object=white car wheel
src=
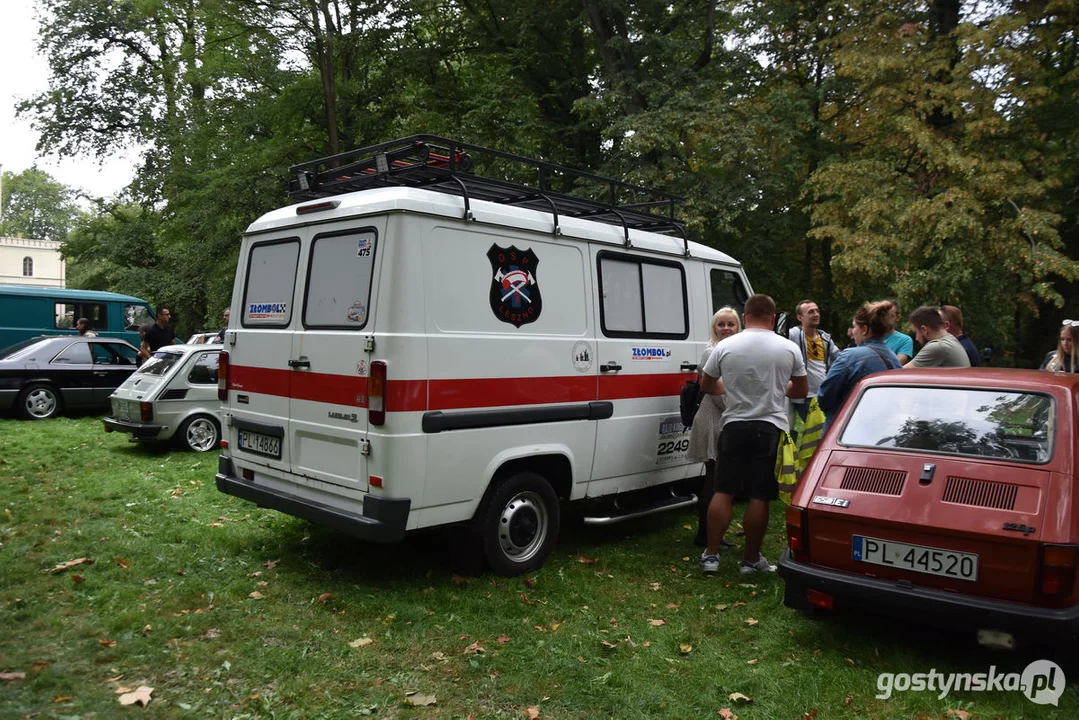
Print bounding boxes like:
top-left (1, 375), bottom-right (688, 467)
top-left (179, 414), bottom-right (220, 452)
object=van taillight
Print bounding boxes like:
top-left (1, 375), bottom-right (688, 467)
top-left (140, 402), bottom-right (153, 422)
top-left (368, 361), bottom-right (386, 426)
top-left (1039, 544), bottom-right (1078, 597)
top-left (786, 505), bottom-right (808, 560)
top-left (218, 351), bottom-right (230, 401)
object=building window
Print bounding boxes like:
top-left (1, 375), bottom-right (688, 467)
top-left (23, 257), bottom-right (34, 276)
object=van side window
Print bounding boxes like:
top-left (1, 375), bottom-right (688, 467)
top-left (125, 304), bottom-right (154, 331)
top-left (598, 253), bottom-right (688, 339)
top-left (242, 239), bottom-right (300, 327)
top-left (54, 302), bottom-right (107, 330)
top-left (303, 230), bottom-right (377, 329)
top-left (710, 269), bottom-right (749, 313)
top-left (188, 352), bottom-right (220, 384)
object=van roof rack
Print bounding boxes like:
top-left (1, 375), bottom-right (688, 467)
top-left (288, 134), bottom-right (686, 242)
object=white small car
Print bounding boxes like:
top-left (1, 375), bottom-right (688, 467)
top-left (104, 343), bottom-right (223, 452)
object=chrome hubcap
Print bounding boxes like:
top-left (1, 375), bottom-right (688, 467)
top-left (497, 491), bottom-right (548, 563)
top-left (187, 418), bottom-right (217, 452)
top-left (25, 389), bottom-right (57, 418)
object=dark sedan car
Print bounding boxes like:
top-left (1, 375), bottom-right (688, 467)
top-left (0, 336), bottom-right (140, 420)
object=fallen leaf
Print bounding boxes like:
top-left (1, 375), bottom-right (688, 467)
top-left (715, 603), bottom-right (730, 611)
top-left (71, 575), bottom-right (85, 584)
top-left (747, 658), bottom-right (758, 665)
top-left (549, 623), bottom-right (559, 632)
top-left (203, 628), bottom-right (221, 639)
top-left (248, 591), bottom-right (264, 599)
top-left (649, 582), bottom-right (661, 591)
top-left (209, 523), bottom-right (223, 528)
top-left (451, 574), bottom-right (470, 585)
top-left (118, 685), bottom-right (153, 707)
top-left (403, 692), bottom-right (436, 707)
top-left (600, 640), bottom-right (616, 649)
top-left (578, 556), bottom-right (598, 564)
top-left (0, 672), bottom-right (25, 681)
top-left (116, 558), bottom-right (130, 570)
top-left (349, 638), bottom-right (374, 648)
top-left (524, 577), bottom-right (536, 588)
top-left (728, 692), bottom-right (752, 703)
top-left (526, 707), bottom-right (541, 719)
top-left (945, 711), bottom-right (971, 720)
top-left (316, 593), bottom-right (334, 605)
top-left (737, 583), bottom-right (756, 588)
top-left (256, 580), bottom-right (268, 587)
top-left (732, 601), bottom-right (746, 608)
top-left (32, 661), bottom-right (50, 672)
top-left (520, 593), bottom-right (535, 605)
top-left (54, 695), bottom-right (73, 703)
top-left (642, 641), bottom-right (651, 647)
top-left (51, 558), bottom-right (94, 574)
top-left (463, 641), bottom-right (485, 654)
top-left (497, 635), bottom-right (511, 645)
top-left (141, 624), bottom-right (151, 634)
top-left (649, 619), bottom-right (666, 626)
top-left (263, 559), bottom-right (279, 569)
top-left (432, 651), bottom-right (447, 662)
top-left (679, 643), bottom-right (693, 654)
top-left (718, 709), bottom-right (737, 720)
top-left (666, 603), bottom-right (679, 609)
top-left (745, 618), bottom-right (759, 627)
top-left (845, 657), bottom-right (855, 666)
top-left (844, 695), bottom-right (853, 705)
top-left (99, 638), bottom-right (117, 647)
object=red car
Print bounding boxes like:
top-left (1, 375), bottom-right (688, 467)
top-left (779, 368), bottom-right (1079, 649)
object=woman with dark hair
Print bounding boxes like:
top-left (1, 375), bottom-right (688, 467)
top-left (1041, 321), bottom-right (1079, 372)
top-left (817, 301), bottom-right (903, 431)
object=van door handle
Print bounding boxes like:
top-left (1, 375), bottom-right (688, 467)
top-left (599, 362), bottom-right (622, 373)
top-left (680, 362), bottom-right (697, 372)
top-left (288, 359), bottom-right (311, 369)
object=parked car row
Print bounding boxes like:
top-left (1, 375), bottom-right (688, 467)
top-left (0, 335), bottom-right (223, 453)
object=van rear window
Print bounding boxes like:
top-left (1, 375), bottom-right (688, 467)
top-left (242, 239), bottom-right (300, 327)
top-left (840, 386), bottom-right (1053, 463)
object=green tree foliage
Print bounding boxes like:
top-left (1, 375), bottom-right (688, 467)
top-left (19, 0), bottom-right (1079, 361)
top-left (0, 168), bottom-right (82, 243)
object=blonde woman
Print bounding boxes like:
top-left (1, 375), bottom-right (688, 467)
top-left (1042, 321), bottom-right (1079, 372)
top-left (688, 307), bottom-right (741, 548)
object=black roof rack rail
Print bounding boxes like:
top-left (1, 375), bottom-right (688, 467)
top-left (287, 135), bottom-right (686, 238)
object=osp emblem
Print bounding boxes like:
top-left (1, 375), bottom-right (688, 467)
top-left (487, 243), bottom-right (542, 328)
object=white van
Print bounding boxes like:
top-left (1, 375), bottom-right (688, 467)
top-left (215, 136), bottom-right (753, 575)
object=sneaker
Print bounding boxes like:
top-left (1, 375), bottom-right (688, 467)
top-left (700, 553), bottom-right (720, 573)
top-left (739, 555), bottom-right (777, 575)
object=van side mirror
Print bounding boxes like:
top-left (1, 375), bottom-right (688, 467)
top-left (774, 312), bottom-right (789, 337)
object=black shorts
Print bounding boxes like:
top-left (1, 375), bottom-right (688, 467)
top-left (714, 421), bottom-right (781, 501)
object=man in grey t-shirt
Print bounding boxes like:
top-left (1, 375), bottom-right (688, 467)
top-left (699, 294), bottom-right (808, 575)
top-left (904, 306), bottom-right (971, 368)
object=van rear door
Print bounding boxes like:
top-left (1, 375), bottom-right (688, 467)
top-left (285, 224), bottom-right (382, 495)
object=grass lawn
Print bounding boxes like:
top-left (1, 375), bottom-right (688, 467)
top-left (1, 414), bottom-right (1076, 718)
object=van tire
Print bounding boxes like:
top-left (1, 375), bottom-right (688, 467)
top-left (177, 414), bottom-right (220, 452)
top-left (479, 471), bottom-right (560, 577)
top-left (18, 384), bottom-right (62, 420)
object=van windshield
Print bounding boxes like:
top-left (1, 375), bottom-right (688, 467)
top-left (139, 351), bottom-right (184, 376)
top-left (840, 386), bottom-right (1053, 463)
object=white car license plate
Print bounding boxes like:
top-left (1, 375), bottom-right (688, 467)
top-left (852, 535), bottom-right (978, 581)
top-left (238, 430), bottom-right (281, 459)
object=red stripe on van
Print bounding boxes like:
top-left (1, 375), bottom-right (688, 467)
top-left (230, 366), bottom-right (685, 411)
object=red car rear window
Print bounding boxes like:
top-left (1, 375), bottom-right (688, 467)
top-left (839, 386), bottom-right (1052, 464)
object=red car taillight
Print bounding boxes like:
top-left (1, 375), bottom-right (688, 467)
top-left (1039, 544), bottom-right (1078, 598)
top-left (218, 351), bottom-right (230, 401)
top-left (786, 505), bottom-right (808, 560)
top-left (140, 402), bottom-right (153, 422)
top-left (368, 360), bottom-right (386, 426)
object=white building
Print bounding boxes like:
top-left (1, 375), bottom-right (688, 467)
top-left (0, 236), bottom-right (65, 287)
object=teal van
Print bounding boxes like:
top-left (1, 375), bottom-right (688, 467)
top-left (0, 285), bottom-right (155, 351)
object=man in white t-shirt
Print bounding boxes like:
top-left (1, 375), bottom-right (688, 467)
top-left (700, 294), bottom-right (808, 575)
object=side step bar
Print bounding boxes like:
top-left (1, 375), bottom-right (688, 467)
top-left (583, 488), bottom-right (697, 526)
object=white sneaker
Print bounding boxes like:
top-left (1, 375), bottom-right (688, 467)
top-left (700, 553), bottom-right (720, 573)
top-left (739, 555), bottom-right (776, 574)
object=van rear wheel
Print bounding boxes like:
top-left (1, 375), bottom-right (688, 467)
top-left (480, 472), bottom-right (559, 576)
